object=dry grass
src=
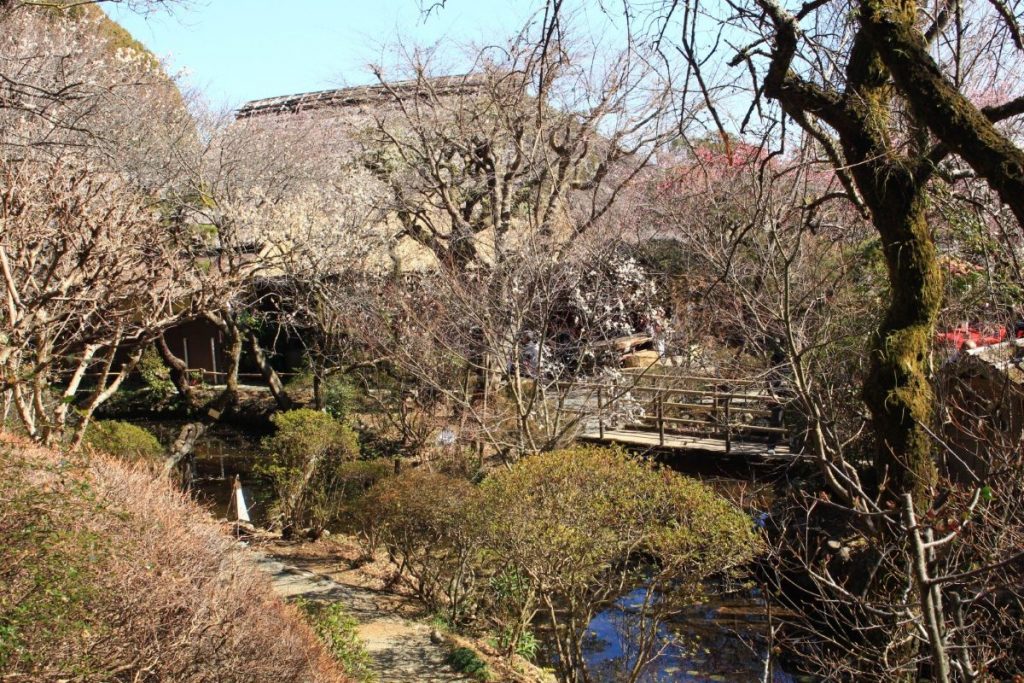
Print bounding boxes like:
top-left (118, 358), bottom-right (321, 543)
top-left (0, 435), bottom-right (348, 682)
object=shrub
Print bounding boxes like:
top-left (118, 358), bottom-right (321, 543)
top-left (321, 374), bottom-right (360, 421)
top-left (334, 459), bottom-right (393, 496)
top-left (358, 469), bottom-right (483, 623)
top-left (446, 646), bottom-right (492, 681)
top-left (137, 345), bottom-right (175, 397)
top-left (479, 446), bottom-right (762, 682)
top-left (297, 599), bottom-right (375, 682)
top-left (487, 568), bottom-right (538, 659)
top-left (352, 447), bottom-right (761, 682)
top-left (283, 373), bottom-right (360, 421)
top-left (260, 409), bottom-right (360, 537)
top-left (83, 419), bottom-right (164, 463)
top-left (0, 436), bottom-right (345, 682)
top-left (324, 459), bottom-right (394, 534)
top-left (496, 624), bottom-right (539, 662)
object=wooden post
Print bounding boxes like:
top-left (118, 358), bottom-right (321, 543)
top-left (597, 386), bottom-right (605, 439)
top-left (210, 336), bottom-right (219, 384)
top-left (724, 395), bottom-right (732, 454)
top-left (231, 475), bottom-right (250, 523)
top-left (657, 393), bottom-right (665, 447)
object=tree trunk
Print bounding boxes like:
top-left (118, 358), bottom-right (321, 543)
top-left (313, 371), bottom-right (325, 411)
top-left (757, 1), bottom-right (942, 508)
top-left (247, 331), bottom-right (292, 410)
top-left (48, 343), bottom-right (98, 446)
top-left (69, 346), bottom-right (144, 451)
top-left (222, 321), bottom-right (242, 400)
top-left (855, 171), bottom-right (942, 509)
top-left (204, 311), bottom-right (243, 414)
top-left (157, 333), bottom-right (198, 410)
top-left (163, 421), bottom-right (207, 479)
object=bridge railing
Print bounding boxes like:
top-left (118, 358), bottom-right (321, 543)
top-left (558, 372), bottom-right (787, 453)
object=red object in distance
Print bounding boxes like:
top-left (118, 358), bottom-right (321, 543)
top-left (936, 325), bottom-right (1009, 350)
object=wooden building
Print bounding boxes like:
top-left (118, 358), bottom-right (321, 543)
top-left (161, 318), bottom-right (229, 384)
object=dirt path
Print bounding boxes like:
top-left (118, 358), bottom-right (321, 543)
top-left (254, 555), bottom-right (471, 683)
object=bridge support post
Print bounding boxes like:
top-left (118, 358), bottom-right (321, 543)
top-left (657, 394), bottom-right (665, 447)
top-left (597, 386), bottom-right (604, 439)
top-left (724, 396), bottom-right (731, 454)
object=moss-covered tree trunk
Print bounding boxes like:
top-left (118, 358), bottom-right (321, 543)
top-left (841, 18), bottom-right (938, 509)
top-left (851, 0), bottom-right (1024, 505)
top-left (861, 0), bottom-right (1024, 230)
top-left (758, 0), bottom-right (943, 509)
top-left (854, 169), bottom-right (942, 508)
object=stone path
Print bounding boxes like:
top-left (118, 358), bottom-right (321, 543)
top-left (254, 555), bottom-right (471, 683)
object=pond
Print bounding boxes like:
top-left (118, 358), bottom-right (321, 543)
top-left (192, 430), bottom-right (276, 527)
top-left (138, 420), bottom-right (276, 526)
top-left (541, 586), bottom-right (796, 683)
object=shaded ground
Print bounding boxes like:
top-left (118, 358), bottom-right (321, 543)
top-left (252, 537), bottom-right (553, 683)
top-left (254, 553), bottom-right (471, 683)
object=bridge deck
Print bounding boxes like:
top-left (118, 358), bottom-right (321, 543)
top-left (579, 427), bottom-right (799, 460)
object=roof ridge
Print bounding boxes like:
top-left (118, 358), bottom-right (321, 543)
top-left (235, 72), bottom-right (488, 119)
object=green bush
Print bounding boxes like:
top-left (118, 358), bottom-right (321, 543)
top-left (353, 447), bottom-right (761, 682)
top-left (83, 420), bottom-right (164, 463)
top-left (496, 625), bottom-right (538, 662)
top-left (488, 568), bottom-right (538, 660)
top-left (264, 409), bottom-right (359, 463)
top-left (260, 409), bottom-right (360, 537)
top-left (137, 345), bottom-right (174, 397)
top-left (479, 446), bottom-right (761, 682)
top-left (296, 599), bottom-right (375, 682)
top-left (283, 373), bottom-right (360, 421)
top-left (322, 375), bottom-right (360, 421)
top-left (446, 646), bottom-right (492, 681)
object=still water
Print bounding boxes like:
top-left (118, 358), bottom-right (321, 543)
top-left (570, 587), bottom-right (795, 682)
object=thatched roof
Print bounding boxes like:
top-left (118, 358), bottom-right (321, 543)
top-left (236, 74), bottom-right (488, 119)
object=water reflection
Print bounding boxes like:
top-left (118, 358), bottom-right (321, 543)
top-left (568, 587), bottom-right (795, 682)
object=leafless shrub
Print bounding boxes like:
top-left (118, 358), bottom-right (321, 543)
top-left (0, 435), bottom-right (348, 682)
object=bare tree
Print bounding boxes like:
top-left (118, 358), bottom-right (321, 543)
top-left (0, 2), bottom-right (198, 446)
top-left (362, 20), bottom-right (676, 272)
top-left (0, 155), bottom-right (192, 445)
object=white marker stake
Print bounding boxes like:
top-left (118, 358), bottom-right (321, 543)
top-left (232, 475), bottom-right (251, 523)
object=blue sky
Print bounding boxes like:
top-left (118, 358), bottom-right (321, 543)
top-left (106, 0), bottom-right (548, 110)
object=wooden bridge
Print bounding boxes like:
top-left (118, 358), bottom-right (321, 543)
top-left (560, 370), bottom-right (795, 460)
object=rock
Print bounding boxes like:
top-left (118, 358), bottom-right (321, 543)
top-left (224, 520), bottom-right (257, 536)
top-left (622, 350), bottom-right (661, 368)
